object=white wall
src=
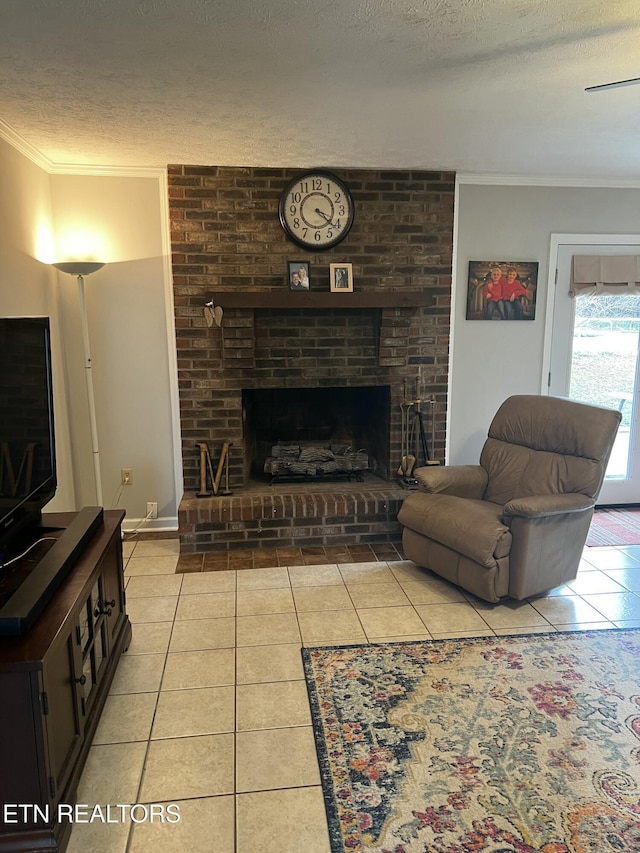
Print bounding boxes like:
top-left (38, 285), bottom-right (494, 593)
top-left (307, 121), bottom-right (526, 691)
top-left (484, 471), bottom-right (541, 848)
top-left (49, 172), bottom-right (181, 529)
top-left (0, 130), bottom-right (181, 529)
top-left (451, 181), bottom-right (640, 464)
top-left (0, 136), bottom-right (77, 510)
top-left (0, 139), bottom-right (51, 302)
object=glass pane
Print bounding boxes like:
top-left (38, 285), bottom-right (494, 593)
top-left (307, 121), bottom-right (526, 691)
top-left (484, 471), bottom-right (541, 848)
top-left (82, 656), bottom-right (93, 700)
top-left (79, 601), bottom-right (90, 651)
top-left (569, 293), bottom-right (640, 479)
top-left (94, 629), bottom-right (104, 674)
top-left (91, 581), bottom-right (101, 619)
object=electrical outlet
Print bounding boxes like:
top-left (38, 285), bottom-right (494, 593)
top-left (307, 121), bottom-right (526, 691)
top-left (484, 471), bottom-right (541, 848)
top-left (121, 468), bottom-right (133, 485)
top-left (146, 502), bottom-right (158, 519)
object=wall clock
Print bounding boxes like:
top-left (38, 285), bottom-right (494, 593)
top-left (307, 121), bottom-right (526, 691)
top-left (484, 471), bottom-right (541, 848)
top-left (279, 170), bottom-right (354, 250)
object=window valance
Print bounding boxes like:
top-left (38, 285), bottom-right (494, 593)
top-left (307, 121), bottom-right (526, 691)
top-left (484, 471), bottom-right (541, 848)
top-left (571, 255), bottom-right (640, 296)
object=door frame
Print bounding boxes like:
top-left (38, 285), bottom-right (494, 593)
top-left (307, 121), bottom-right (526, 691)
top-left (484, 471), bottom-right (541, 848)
top-left (541, 233), bottom-right (640, 395)
top-left (542, 233), bottom-right (640, 504)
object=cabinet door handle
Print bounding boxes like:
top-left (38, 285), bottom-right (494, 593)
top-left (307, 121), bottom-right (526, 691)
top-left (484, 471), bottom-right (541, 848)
top-left (94, 607), bottom-right (113, 617)
top-left (75, 674), bottom-right (87, 685)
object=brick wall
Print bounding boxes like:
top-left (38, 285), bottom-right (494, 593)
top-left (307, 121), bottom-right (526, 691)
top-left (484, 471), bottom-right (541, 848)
top-left (168, 166), bottom-right (455, 495)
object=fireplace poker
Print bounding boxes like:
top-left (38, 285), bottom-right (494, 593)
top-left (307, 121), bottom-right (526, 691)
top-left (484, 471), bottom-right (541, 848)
top-left (397, 398), bottom-right (409, 476)
top-left (398, 380), bottom-right (417, 484)
top-left (429, 397), bottom-right (439, 466)
top-left (416, 408), bottom-right (430, 463)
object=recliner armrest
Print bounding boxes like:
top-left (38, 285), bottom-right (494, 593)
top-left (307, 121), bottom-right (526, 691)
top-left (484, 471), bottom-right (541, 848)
top-left (503, 493), bottom-right (594, 518)
top-left (414, 464), bottom-right (488, 499)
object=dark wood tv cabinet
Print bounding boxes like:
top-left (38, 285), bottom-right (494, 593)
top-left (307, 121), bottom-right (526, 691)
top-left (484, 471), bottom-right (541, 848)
top-left (0, 510), bottom-right (131, 853)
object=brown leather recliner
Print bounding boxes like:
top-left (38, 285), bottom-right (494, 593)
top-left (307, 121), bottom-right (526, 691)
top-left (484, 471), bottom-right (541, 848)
top-left (398, 395), bottom-right (621, 603)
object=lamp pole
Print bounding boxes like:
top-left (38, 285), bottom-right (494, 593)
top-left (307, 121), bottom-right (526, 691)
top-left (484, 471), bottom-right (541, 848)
top-left (53, 262), bottom-right (105, 507)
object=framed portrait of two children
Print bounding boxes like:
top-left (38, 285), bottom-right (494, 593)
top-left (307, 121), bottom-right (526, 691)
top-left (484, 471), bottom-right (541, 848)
top-left (466, 261), bottom-right (538, 320)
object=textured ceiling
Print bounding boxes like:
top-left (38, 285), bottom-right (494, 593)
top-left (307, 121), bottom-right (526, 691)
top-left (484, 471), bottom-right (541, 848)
top-left (1, 0), bottom-right (640, 177)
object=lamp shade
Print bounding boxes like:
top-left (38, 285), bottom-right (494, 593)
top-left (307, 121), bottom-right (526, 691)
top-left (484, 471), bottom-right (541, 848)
top-left (53, 262), bottom-right (105, 276)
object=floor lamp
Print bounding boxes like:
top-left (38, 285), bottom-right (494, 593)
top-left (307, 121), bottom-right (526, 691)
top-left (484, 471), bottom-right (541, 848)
top-left (53, 261), bottom-right (106, 507)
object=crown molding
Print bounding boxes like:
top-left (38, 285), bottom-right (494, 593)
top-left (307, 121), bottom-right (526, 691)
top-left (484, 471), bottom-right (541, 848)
top-left (0, 118), bottom-right (165, 178)
top-left (457, 172), bottom-right (640, 189)
top-left (4, 118), bottom-right (639, 188)
top-left (0, 118), bottom-right (51, 171)
top-left (47, 161), bottom-right (167, 178)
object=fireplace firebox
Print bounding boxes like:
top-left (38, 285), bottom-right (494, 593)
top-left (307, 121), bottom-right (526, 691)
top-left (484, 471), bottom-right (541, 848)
top-left (242, 385), bottom-right (391, 483)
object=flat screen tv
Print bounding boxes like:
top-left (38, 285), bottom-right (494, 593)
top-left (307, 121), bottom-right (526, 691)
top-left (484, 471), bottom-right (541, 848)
top-left (0, 317), bottom-right (57, 559)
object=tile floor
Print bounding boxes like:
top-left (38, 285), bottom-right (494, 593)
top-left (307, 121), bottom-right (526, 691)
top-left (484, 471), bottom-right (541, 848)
top-left (68, 538), bottom-right (640, 853)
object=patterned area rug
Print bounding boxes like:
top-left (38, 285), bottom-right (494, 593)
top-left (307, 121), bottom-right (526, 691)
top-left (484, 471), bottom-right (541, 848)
top-left (587, 507), bottom-right (640, 547)
top-left (303, 630), bottom-right (640, 853)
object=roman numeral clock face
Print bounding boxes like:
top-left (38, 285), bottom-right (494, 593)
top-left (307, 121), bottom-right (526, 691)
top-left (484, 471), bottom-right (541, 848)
top-left (279, 171), bottom-right (354, 250)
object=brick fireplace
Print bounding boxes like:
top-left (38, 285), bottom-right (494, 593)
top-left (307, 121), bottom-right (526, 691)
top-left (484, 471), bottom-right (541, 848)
top-left (169, 166), bottom-right (454, 552)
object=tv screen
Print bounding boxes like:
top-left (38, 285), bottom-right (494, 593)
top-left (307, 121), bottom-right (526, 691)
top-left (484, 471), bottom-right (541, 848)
top-left (0, 318), bottom-right (56, 556)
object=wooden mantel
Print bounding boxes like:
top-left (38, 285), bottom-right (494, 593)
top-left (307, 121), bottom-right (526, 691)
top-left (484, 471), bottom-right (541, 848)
top-left (208, 290), bottom-right (434, 309)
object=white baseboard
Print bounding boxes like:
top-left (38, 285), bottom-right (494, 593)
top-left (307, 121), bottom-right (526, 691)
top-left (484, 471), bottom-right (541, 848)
top-left (121, 515), bottom-right (179, 534)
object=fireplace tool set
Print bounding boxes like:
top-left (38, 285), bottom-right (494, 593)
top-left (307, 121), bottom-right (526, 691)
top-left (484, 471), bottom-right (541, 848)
top-left (195, 441), bottom-right (232, 497)
top-left (398, 378), bottom-right (438, 490)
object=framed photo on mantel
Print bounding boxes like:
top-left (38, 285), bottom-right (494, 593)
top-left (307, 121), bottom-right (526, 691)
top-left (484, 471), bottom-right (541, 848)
top-left (330, 263), bottom-right (353, 293)
top-left (288, 261), bottom-right (310, 291)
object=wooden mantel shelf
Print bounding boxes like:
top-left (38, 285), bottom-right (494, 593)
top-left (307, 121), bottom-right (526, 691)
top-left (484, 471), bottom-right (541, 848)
top-left (208, 290), bottom-right (433, 309)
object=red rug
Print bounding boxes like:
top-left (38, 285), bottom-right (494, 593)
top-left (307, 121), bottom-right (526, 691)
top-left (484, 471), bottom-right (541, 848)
top-left (586, 506), bottom-right (640, 547)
